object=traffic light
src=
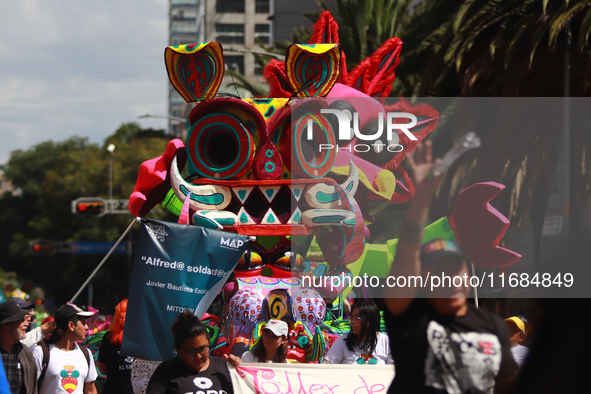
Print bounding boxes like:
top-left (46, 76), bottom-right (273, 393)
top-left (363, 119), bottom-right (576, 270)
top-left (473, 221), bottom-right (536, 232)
top-left (72, 198), bottom-right (106, 217)
top-left (29, 240), bottom-right (56, 256)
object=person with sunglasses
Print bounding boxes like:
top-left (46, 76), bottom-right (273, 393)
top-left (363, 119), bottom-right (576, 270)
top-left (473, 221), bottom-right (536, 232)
top-left (241, 320), bottom-right (289, 363)
top-left (324, 301), bottom-right (393, 365)
top-left (146, 311), bottom-right (240, 394)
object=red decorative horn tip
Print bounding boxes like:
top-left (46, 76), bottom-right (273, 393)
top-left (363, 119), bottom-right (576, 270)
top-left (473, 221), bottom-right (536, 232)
top-left (449, 182), bottom-right (522, 268)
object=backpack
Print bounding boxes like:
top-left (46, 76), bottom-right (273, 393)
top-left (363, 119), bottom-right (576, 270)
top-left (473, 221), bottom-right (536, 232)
top-left (37, 341), bottom-right (91, 384)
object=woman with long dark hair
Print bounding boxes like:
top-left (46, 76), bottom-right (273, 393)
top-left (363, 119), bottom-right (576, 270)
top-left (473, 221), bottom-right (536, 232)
top-left (324, 301), bottom-right (393, 365)
top-left (241, 320), bottom-right (288, 363)
top-left (146, 311), bottom-right (240, 394)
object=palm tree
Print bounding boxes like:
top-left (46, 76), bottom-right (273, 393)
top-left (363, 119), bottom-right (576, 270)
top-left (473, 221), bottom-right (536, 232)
top-left (273, 0), bottom-right (413, 69)
top-left (223, 69), bottom-right (268, 97)
top-left (392, 0), bottom-right (591, 263)
top-left (395, 0), bottom-right (591, 97)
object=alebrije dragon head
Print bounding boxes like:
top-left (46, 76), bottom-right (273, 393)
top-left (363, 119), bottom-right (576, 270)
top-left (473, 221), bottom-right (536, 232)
top-left (129, 11), bottom-right (438, 276)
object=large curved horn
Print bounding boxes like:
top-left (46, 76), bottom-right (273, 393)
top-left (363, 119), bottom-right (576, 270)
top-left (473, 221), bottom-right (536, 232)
top-left (170, 154), bottom-right (232, 210)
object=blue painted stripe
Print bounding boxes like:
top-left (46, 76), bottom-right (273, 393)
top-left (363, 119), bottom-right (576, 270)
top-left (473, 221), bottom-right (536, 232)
top-left (317, 191), bottom-right (340, 203)
top-left (312, 215), bottom-right (346, 223)
top-left (193, 216), bottom-right (219, 229)
top-left (180, 185), bottom-right (224, 205)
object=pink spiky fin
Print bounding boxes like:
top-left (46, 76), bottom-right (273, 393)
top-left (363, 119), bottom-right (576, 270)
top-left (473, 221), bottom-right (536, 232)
top-left (448, 182), bottom-right (522, 268)
top-left (382, 98), bottom-right (439, 171)
top-left (344, 37), bottom-right (402, 97)
top-left (178, 192), bottom-right (192, 225)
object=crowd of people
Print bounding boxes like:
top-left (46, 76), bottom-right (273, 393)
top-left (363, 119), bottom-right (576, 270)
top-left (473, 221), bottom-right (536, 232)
top-left (0, 142), bottom-right (537, 394)
top-left (0, 296), bottom-right (533, 394)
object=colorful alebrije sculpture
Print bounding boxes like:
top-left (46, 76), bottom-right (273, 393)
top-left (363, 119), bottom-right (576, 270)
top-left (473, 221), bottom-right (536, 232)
top-left (129, 11), bottom-right (521, 359)
top-left (130, 10), bottom-right (437, 269)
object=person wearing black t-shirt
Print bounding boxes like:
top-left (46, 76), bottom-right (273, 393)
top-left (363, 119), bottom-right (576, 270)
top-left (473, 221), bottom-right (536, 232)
top-left (97, 300), bottom-right (133, 394)
top-left (146, 312), bottom-right (240, 394)
top-left (384, 141), bottom-right (518, 394)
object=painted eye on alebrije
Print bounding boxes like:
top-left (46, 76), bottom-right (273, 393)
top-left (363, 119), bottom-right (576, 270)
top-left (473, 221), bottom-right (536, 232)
top-left (286, 108), bottom-right (336, 179)
top-left (187, 111), bottom-right (255, 180)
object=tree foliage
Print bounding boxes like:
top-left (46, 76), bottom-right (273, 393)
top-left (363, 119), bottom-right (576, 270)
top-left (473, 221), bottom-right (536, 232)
top-left (394, 0), bottom-right (591, 96)
top-left (386, 0), bottom-right (591, 267)
top-left (0, 123), bottom-right (173, 311)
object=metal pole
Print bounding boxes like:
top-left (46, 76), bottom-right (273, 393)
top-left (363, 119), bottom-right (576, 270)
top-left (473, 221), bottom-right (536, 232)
top-left (87, 281), bottom-right (93, 307)
top-left (109, 155), bottom-right (113, 203)
top-left (107, 144), bottom-right (115, 213)
top-left (70, 218), bottom-right (139, 304)
top-left (471, 263), bottom-right (479, 308)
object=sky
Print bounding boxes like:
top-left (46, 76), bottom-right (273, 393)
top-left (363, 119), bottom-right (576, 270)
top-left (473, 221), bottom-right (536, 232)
top-left (0, 0), bottom-right (170, 165)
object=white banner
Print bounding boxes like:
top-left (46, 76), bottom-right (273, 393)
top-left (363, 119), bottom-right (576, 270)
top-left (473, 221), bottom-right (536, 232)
top-left (230, 364), bottom-right (395, 394)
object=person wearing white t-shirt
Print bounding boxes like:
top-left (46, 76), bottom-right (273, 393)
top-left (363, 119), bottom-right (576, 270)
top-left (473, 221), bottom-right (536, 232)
top-left (32, 304), bottom-right (98, 394)
top-left (241, 320), bottom-right (289, 363)
top-left (324, 301), bottom-right (393, 365)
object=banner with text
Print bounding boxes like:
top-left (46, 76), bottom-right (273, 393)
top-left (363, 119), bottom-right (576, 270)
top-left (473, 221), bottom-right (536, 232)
top-left (121, 218), bottom-right (249, 361)
top-left (230, 364), bottom-right (394, 394)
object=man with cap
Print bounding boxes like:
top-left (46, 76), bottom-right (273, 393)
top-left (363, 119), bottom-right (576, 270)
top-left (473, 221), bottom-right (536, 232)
top-left (505, 316), bottom-right (529, 366)
top-left (8, 298), bottom-right (56, 348)
top-left (383, 141), bottom-right (518, 393)
top-left (0, 299), bottom-right (38, 394)
top-left (31, 304), bottom-right (97, 394)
